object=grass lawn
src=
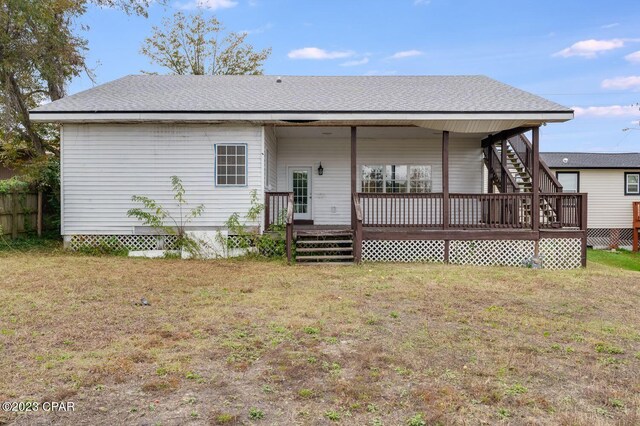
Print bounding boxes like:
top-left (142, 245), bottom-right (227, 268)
top-left (0, 247), bottom-right (639, 425)
top-left (587, 248), bottom-right (640, 272)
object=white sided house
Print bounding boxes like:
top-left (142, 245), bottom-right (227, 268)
top-left (542, 152), bottom-right (640, 249)
top-left (30, 75), bottom-right (586, 268)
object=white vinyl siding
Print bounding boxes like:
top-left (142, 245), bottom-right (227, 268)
top-left (276, 135), bottom-right (482, 225)
top-left (264, 126), bottom-right (278, 190)
top-left (61, 123), bottom-right (262, 235)
top-left (551, 169), bottom-right (640, 228)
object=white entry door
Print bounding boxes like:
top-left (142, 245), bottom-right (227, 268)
top-left (288, 166), bottom-right (312, 221)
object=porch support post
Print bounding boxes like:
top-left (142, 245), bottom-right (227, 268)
top-left (500, 139), bottom-right (507, 193)
top-left (351, 126), bottom-right (357, 230)
top-left (442, 131), bottom-right (450, 263)
top-left (531, 127), bottom-right (540, 234)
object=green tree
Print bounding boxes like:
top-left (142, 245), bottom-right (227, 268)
top-left (0, 0), bottom-right (155, 162)
top-left (140, 12), bottom-right (271, 75)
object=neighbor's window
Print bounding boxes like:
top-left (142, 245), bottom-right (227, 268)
top-left (216, 144), bottom-right (246, 186)
top-left (557, 172), bottom-right (579, 193)
top-left (625, 172), bottom-right (640, 195)
top-left (361, 164), bottom-right (431, 193)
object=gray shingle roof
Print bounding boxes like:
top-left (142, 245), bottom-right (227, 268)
top-left (542, 152), bottom-right (640, 169)
top-left (31, 75), bottom-right (571, 114)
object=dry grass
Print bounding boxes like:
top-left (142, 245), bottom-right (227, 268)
top-left (0, 251), bottom-right (639, 425)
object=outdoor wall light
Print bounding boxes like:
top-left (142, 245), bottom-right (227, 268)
top-left (318, 162), bottom-right (324, 176)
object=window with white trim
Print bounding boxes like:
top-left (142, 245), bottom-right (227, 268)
top-left (625, 172), bottom-right (640, 195)
top-left (557, 172), bottom-right (579, 193)
top-left (216, 144), bottom-right (246, 186)
top-left (361, 164), bottom-right (432, 193)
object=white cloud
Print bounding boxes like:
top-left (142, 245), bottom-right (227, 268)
top-left (177, 0), bottom-right (238, 10)
top-left (414, 0), bottom-right (431, 5)
top-left (287, 47), bottom-right (354, 60)
top-left (388, 50), bottom-right (424, 59)
top-left (601, 23), bottom-right (620, 29)
top-left (625, 51), bottom-right (640, 63)
top-left (340, 57), bottom-right (369, 67)
top-left (601, 76), bottom-right (640, 90)
top-left (573, 105), bottom-right (639, 117)
top-left (241, 22), bottom-right (273, 35)
top-left (553, 38), bottom-right (626, 58)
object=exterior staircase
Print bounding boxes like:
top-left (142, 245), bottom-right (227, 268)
top-left (484, 134), bottom-right (562, 225)
top-left (294, 229), bottom-right (354, 264)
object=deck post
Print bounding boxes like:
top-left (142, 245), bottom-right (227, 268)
top-left (531, 127), bottom-right (540, 235)
top-left (581, 193), bottom-right (588, 267)
top-left (442, 131), bottom-right (450, 262)
top-left (351, 126), bottom-right (357, 231)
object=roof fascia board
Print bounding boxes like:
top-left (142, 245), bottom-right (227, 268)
top-left (30, 111), bottom-right (574, 123)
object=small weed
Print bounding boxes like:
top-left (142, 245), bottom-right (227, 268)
top-left (215, 413), bottom-right (237, 424)
top-left (303, 326), bottom-right (320, 335)
top-left (389, 311), bottom-right (399, 319)
top-left (571, 333), bottom-right (585, 343)
top-left (609, 398), bottom-right (625, 409)
top-left (598, 356), bottom-right (622, 366)
top-left (595, 407), bottom-right (612, 418)
top-left (298, 388), bottom-right (314, 399)
top-left (190, 411), bottom-right (198, 418)
top-left (366, 403), bottom-right (378, 413)
top-left (307, 356), bottom-right (317, 364)
top-left (262, 385), bottom-right (273, 393)
top-left (371, 418), bottom-right (383, 426)
top-left (248, 407), bottom-right (264, 420)
top-left (497, 408), bottom-right (511, 420)
top-left (595, 343), bottom-right (624, 354)
top-left (485, 305), bottom-right (504, 313)
top-left (185, 371), bottom-right (202, 380)
top-left (505, 383), bottom-right (528, 396)
top-left (406, 413), bottom-right (427, 426)
top-left (324, 410), bottom-right (341, 421)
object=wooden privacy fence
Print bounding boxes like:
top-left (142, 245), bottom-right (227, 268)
top-left (0, 191), bottom-right (43, 238)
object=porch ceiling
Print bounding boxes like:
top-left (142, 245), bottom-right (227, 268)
top-left (275, 125), bottom-right (492, 139)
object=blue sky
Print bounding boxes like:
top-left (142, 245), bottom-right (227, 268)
top-left (72, 0), bottom-right (640, 152)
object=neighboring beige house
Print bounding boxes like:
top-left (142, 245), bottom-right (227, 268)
top-left (542, 152), bottom-right (640, 249)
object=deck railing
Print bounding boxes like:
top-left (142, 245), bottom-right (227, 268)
top-left (357, 192), bottom-right (586, 230)
top-left (357, 193), bottom-right (444, 227)
top-left (449, 193), bottom-right (532, 229)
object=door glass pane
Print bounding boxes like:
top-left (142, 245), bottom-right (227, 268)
top-left (557, 172), bottom-right (578, 193)
top-left (292, 171), bottom-right (308, 214)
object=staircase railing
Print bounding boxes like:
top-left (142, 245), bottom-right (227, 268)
top-left (265, 191), bottom-right (292, 229)
top-left (484, 145), bottom-right (520, 193)
top-left (508, 134), bottom-right (563, 193)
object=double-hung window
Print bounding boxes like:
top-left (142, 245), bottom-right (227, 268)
top-left (625, 172), bottom-right (640, 195)
top-left (361, 164), bottom-right (432, 193)
top-left (216, 144), bottom-right (246, 186)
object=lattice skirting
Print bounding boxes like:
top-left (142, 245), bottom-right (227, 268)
top-left (68, 234), bottom-right (178, 251)
top-left (539, 238), bottom-right (582, 269)
top-left (587, 228), bottom-right (633, 249)
top-left (450, 240), bottom-right (535, 267)
top-left (364, 238), bottom-right (582, 269)
top-left (363, 240), bottom-right (445, 263)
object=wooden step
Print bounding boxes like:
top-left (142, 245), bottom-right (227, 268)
top-left (296, 230), bottom-right (352, 237)
top-left (296, 255), bottom-right (354, 261)
top-left (296, 239), bottom-right (353, 245)
top-left (296, 247), bottom-right (353, 253)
